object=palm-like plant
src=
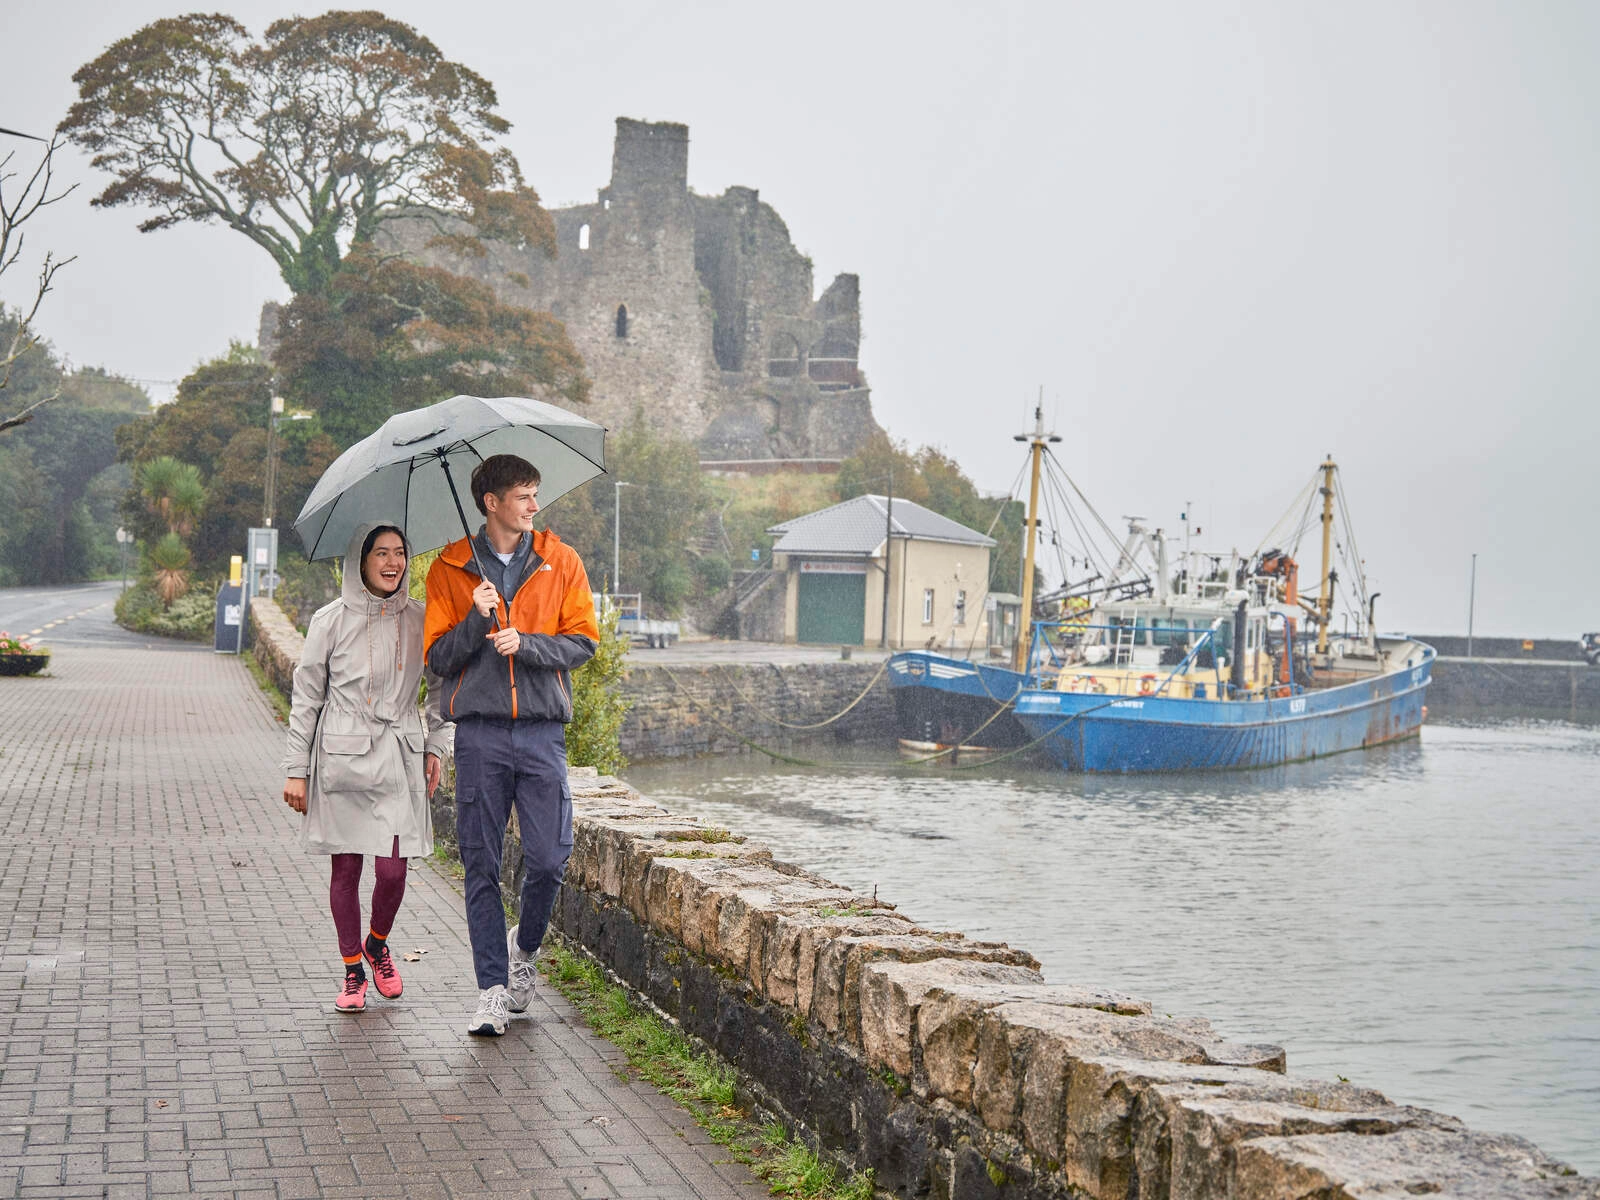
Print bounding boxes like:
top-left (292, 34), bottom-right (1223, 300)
top-left (139, 456), bottom-right (205, 535)
top-left (148, 533), bottom-right (192, 607)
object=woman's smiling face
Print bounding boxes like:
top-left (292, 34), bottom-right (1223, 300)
top-left (362, 530), bottom-right (407, 596)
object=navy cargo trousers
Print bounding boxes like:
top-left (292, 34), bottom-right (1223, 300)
top-left (453, 716), bottom-right (574, 991)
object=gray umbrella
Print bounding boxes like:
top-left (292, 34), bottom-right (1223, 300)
top-left (293, 394), bottom-right (606, 569)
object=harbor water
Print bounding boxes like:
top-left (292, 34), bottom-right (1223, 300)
top-left (625, 717), bottom-right (1600, 1174)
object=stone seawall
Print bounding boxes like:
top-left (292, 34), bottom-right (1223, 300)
top-left (246, 599), bottom-right (1595, 1196)
top-left (555, 770), bottom-right (1594, 1199)
top-left (1429, 658), bottom-right (1600, 719)
top-left (619, 659), bottom-right (894, 761)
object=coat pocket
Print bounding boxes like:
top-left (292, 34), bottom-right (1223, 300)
top-left (403, 729), bottom-right (426, 754)
top-left (320, 731), bottom-right (374, 793)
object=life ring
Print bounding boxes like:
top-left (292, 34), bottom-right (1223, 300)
top-left (1139, 674), bottom-right (1156, 696)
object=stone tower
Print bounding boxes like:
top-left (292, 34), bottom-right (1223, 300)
top-left (384, 117), bottom-right (878, 464)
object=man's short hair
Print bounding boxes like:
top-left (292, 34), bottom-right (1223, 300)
top-left (471, 454), bottom-right (541, 516)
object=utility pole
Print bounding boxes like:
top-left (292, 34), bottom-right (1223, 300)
top-left (263, 395), bottom-right (284, 526)
top-left (1467, 552), bottom-right (1477, 657)
top-left (880, 464), bottom-right (893, 649)
top-left (613, 481), bottom-right (631, 598)
top-left (1012, 391), bottom-right (1061, 672)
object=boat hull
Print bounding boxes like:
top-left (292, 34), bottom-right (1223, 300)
top-left (887, 652), bottom-right (1032, 755)
top-left (1013, 647), bottom-right (1434, 773)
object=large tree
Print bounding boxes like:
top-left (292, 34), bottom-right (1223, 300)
top-left (60, 11), bottom-right (555, 297)
top-left (272, 245), bottom-right (587, 445)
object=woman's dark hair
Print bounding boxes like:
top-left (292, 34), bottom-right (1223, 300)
top-left (360, 524), bottom-right (408, 564)
top-left (471, 454), bottom-right (541, 515)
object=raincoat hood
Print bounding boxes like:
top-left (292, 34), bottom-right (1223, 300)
top-left (341, 522), bottom-right (412, 614)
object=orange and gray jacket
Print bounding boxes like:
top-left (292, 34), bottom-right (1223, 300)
top-left (423, 529), bottom-right (598, 723)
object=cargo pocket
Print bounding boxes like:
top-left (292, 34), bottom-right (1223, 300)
top-left (320, 731), bottom-right (374, 793)
top-left (403, 729), bottom-right (426, 754)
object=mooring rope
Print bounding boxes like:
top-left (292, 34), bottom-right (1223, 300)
top-left (710, 657), bottom-right (891, 730)
top-left (655, 662), bottom-right (1126, 773)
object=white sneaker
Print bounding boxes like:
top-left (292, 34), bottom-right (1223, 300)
top-left (507, 925), bottom-right (537, 1014)
top-left (468, 985), bottom-right (509, 1037)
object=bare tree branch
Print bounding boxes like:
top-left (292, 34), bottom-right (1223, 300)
top-left (0, 136), bottom-right (77, 428)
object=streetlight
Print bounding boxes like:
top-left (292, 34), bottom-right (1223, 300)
top-left (115, 527), bottom-right (132, 591)
top-left (264, 395), bottom-right (284, 526)
top-left (264, 396), bottom-right (311, 527)
top-left (613, 481), bottom-right (632, 597)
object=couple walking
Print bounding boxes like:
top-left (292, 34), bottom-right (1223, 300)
top-left (280, 453), bottom-right (598, 1035)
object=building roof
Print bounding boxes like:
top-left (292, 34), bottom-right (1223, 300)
top-left (767, 494), bottom-right (996, 557)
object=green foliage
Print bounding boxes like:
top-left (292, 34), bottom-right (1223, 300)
top-left (138, 456), bottom-right (206, 537)
top-left (274, 245), bottom-right (588, 447)
top-left (542, 417), bottom-right (707, 615)
top-left (0, 313), bottom-right (148, 586)
top-left (115, 581), bottom-right (215, 640)
top-left (146, 532), bottom-right (193, 606)
top-left (567, 601), bottom-right (630, 775)
top-left (62, 12), bottom-right (555, 298)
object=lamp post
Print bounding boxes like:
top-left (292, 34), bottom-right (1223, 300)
top-left (1467, 552), bottom-right (1477, 657)
top-left (115, 527), bottom-right (131, 591)
top-left (264, 399), bottom-right (311, 529)
top-left (613, 481), bottom-right (632, 596)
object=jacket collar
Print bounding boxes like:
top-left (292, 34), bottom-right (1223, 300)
top-left (440, 527), bottom-right (560, 575)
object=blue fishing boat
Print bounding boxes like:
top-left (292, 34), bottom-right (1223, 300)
top-left (888, 404), bottom-right (1152, 762)
top-left (1012, 458), bottom-right (1434, 772)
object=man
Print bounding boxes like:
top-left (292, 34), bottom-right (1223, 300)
top-left (424, 453), bottom-right (598, 1035)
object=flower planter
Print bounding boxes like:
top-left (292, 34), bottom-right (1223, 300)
top-left (0, 654), bottom-right (49, 677)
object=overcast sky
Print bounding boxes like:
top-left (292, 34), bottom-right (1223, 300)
top-left (5, 1), bottom-right (1597, 636)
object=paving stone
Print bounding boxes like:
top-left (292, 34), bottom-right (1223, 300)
top-left (0, 645), bottom-right (769, 1198)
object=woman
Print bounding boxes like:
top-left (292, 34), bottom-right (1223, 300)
top-left (281, 523), bottom-right (452, 1012)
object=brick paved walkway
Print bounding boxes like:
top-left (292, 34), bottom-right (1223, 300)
top-left (0, 646), bottom-right (769, 1200)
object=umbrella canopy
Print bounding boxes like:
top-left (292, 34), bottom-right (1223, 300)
top-left (293, 395), bottom-right (606, 562)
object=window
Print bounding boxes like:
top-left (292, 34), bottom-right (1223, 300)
top-left (954, 589), bottom-right (966, 625)
top-left (578, 223), bottom-right (590, 250)
top-left (922, 588), bottom-right (934, 624)
top-left (615, 304), bottom-right (629, 338)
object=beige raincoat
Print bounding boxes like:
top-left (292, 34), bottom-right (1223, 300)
top-left (282, 523), bottom-right (453, 857)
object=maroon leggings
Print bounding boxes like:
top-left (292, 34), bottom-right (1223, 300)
top-left (330, 838), bottom-right (407, 960)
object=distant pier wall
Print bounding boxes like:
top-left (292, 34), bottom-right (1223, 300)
top-left (619, 660), bottom-right (893, 760)
top-left (1428, 658), bottom-right (1600, 720)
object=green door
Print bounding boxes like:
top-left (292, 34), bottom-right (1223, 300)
top-left (797, 570), bottom-right (866, 644)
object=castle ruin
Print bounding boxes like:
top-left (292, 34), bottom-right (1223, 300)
top-left (389, 118), bottom-right (880, 466)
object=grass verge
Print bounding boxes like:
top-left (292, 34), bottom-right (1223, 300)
top-left (539, 940), bottom-right (875, 1200)
top-left (241, 650), bottom-right (292, 723)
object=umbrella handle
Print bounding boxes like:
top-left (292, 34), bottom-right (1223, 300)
top-left (437, 455), bottom-right (504, 631)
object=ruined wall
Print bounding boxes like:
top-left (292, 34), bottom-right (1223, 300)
top-left (381, 117), bottom-right (878, 462)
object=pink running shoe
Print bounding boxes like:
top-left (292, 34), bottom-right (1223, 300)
top-left (335, 972), bottom-right (368, 1012)
top-left (363, 942), bottom-right (403, 999)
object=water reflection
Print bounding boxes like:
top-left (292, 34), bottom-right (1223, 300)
top-left (626, 720), bottom-right (1600, 1173)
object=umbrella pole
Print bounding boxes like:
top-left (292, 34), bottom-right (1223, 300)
top-left (437, 453), bottom-right (503, 630)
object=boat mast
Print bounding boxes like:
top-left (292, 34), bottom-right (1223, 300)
top-left (1013, 394), bottom-right (1061, 671)
top-left (1315, 455), bottom-right (1336, 655)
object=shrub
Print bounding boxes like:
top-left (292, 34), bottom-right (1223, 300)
top-left (115, 580), bottom-right (216, 641)
top-left (568, 600), bottom-right (630, 774)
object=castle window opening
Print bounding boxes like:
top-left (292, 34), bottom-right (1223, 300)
top-left (578, 223), bottom-right (590, 250)
top-left (615, 304), bottom-right (629, 338)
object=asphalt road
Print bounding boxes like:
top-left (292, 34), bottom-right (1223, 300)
top-left (0, 579), bottom-right (210, 653)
